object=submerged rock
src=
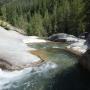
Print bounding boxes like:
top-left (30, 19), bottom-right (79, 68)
top-left (48, 33), bottom-right (78, 43)
top-left (0, 26), bottom-right (47, 70)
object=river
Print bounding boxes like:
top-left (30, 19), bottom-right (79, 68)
top-left (0, 42), bottom-right (89, 90)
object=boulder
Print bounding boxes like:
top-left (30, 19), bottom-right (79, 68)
top-left (48, 33), bottom-right (78, 43)
top-left (66, 33), bottom-right (90, 71)
top-left (0, 26), bottom-right (46, 70)
top-left (66, 39), bottom-right (87, 56)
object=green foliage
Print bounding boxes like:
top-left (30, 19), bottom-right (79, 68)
top-left (27, 13), bottom-right (45, 36)
top-left (0, 0), bottom-right (85, 36)
top-left (84, 0), bottom-right (90, 33)
top-left (43, 10), bottom-right (52, 36)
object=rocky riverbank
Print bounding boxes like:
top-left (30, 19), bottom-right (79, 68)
top-left (48, 33), bottom-right (90, 71)
top-left (48, 33), bottom-right (87, 56)
top-left (0, 26), bottom-right (89, 71)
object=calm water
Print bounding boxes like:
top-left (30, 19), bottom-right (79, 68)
top-left (1, 42), bottom-right (90, 90)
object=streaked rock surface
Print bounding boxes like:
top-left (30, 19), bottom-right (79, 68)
top-left (0, 26), bottom-right (48, 70)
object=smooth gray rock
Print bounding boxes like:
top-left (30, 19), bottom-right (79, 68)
top-left (0, 26), bottom-right (42, 70)
top-left (48, 33), bottom-right (78, 43)
top-left (66, 39), bottom-right (87, 55)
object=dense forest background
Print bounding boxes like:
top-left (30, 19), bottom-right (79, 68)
top-left (0, 0), bottom-right (89, 36)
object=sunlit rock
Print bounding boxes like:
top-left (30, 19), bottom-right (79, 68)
top-left (0, 26), bottom-right (44, 70)
top-left (66, 39), bottom-right (87, 55)
top-left (0, 20), bottom-right (26, 34)
top-left (23, 37), bottom-right (48, 44)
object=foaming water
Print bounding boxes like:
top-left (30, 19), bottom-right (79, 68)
top-left (0, 61), bottom-right (57, 90)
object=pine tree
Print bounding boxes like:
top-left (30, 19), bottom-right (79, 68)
top-left (27, 13), bottom-right (45, 36)
top-left (0, 0), bottom-right (86, 36)
top-left (84, 0), bottom-right (90, 33)
top-left (43, 10), bottom-right (52, 36)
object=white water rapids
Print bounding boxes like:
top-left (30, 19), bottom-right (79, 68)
top-left (0, 61), bottom-right (57, 90)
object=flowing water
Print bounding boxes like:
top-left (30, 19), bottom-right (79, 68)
top-left (0, 42), bottom-right (89, 90)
